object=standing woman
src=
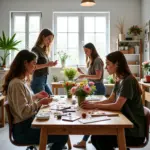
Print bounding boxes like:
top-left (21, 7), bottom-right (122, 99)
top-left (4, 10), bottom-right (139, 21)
top-left (81, 51), bottom-right (145, 150)
top-left (31, 29), bottom-right (57, 95)
top-left (73, 43), bottom-right (105, 148)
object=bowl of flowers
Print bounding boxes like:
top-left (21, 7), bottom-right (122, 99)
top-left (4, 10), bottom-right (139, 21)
top-left (70, 81), bottom-right (96, 106)
top-left (63, 81), bottom-right (76, 98)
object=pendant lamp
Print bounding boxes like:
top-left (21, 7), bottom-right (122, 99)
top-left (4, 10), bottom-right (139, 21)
top-left (81, 0), bottom-right (96, 7)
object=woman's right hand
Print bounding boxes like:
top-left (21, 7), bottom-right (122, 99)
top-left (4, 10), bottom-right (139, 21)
top-left (40, 97), bottom-right (53, 105)
top-left (77, 67), bottom-right (82, 73)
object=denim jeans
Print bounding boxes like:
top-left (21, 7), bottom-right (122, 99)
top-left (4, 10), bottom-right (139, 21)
top-left (12, 116), bottom-right (68, 150)
top-left (31, 75), bottom-right (53, 95)
top-left (83, 82), bottom-right (106, 142)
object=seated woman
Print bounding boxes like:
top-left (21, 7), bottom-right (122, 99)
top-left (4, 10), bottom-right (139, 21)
top-left (2, 50), bottom-right (68, 150)
top-left (81, 51), bottom-right (146, 150)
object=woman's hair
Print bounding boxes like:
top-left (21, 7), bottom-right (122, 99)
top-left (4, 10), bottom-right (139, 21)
top-left (35, 28), bottom-right (54, 55)
top-left (2, 50), bottom-right (37, 95)
top-left (84, 43), bottom-right (103, 67)
top-left (106, 51), bottom-right (142, 94)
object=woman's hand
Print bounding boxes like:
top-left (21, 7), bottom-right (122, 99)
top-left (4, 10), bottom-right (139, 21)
top-left (40, 97), bottom-right (53, 105)
top-left (35, 91), bottom-right (49, 99)
top-left (47, 60), bottom-right (58, 67)
top-left (78, 74), bottom-right (86, 79)
top-left (80, 101), bottom-right (97, 109)
top-left (77, 67), bottom-right (84, 74)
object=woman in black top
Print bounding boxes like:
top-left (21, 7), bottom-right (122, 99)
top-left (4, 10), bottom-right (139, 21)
top-left (31, 29), bottom-right (57, 95)
top-left (81, 51), bottom-right (145, 150)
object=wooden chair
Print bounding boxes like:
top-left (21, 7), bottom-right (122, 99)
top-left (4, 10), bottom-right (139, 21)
top-left (5, 101), bottom-right (72, 150)
top-left (126, 106), bottom-right (150, 149)
top-left (4, 101), bottom-right (37, 150)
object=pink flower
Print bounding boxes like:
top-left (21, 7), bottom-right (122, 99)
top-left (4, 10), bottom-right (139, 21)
top-left (89, 81), bottom-right (95, 86)
top-left (70, 87), bottom-right (77, 94)
top-left (83, 85), bottom-right (91, 94)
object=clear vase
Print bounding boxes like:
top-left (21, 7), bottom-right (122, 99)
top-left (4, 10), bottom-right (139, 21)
top-left (66, 89), bottom-right (72, 99)
top-left (61, 60), bottom-right (66, 68)
top-left (77, 96), bottom-right (85, 106)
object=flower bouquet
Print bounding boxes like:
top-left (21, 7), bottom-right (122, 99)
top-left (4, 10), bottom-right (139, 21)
top-left (70, 81), bottom-right (96, 106)
top-left (63, 81), bottom-right (76, 98)
top-left (63, 67), bottom-right (77, 81)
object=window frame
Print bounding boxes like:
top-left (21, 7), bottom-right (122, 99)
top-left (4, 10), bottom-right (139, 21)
top-left (53, 12), bottom-right (110, 66)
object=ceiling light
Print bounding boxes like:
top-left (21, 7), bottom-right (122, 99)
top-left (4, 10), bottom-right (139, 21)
top-left (81, 0), bottom-right (96, 7)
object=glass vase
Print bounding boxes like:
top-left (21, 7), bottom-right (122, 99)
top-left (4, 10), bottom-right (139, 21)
top-left (61, 60), bottom-right (66, 68)
top-left (77, 96), bottom-right (85, 106)
top-left (66, 89), bottom-right (72, 99)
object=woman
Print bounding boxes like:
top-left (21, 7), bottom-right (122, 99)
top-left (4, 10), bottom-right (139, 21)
top-left (73, 43), bottom-right (105, 148)
top-left (2, 50), bottom-right (68, 150)
top-left (81, 51), bottom-right (145, 150)
top-left (31, 29), bottom-right (57, 95)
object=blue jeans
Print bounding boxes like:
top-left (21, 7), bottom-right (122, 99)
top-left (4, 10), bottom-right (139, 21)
top-left (83, 82), bottom-right (106, 142)
top-left (31, 75), bottom-right (53, 95)
top-left (13, 116), bottom-right (68, 150)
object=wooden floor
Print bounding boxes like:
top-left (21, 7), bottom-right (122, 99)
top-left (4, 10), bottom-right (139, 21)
top-left (0, 124), bottom-right (150, 150)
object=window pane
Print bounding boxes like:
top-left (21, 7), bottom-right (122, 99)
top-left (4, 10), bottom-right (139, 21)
top-left (57, 17), bottom-right (67, 32)
top-left (84, 33), bottom-right (95, 45)
top-left (29, 33), bottom-right (39, 49)
top-left (96, 33), bottom-right (106, 48)
top-left (68, 17), bottom-right (79, 32)
top-left (96, 17), bottom-right (106, 32)
top-left (68, 33), bottom-right (78, 48)
top-left (14, 16), bottom-right (25, 32)
top-left (15, 33), bottom-right (25, 49)
top-left (57, 33), bottom-right (67, 49)
top-left (67, 49), bottom-right (79, 66)
top-left (84, 17), bottom-right (94, 33)
top-left (29, 16), bottom-right (40, 32)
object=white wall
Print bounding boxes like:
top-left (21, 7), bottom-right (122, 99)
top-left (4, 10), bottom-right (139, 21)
top-left (0, 0), bottom-right (141, 86)
top-left (141, 0), bottom-right (150, 61)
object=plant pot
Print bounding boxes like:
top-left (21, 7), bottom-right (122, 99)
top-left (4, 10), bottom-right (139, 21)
top-left (61, 60), bottom-right (66, 68)
top-left (133, 36), bottom-right (138, 40)
top-left (77, 96), bottom-right (85, 106)
top-left (119, 34), bottom-right (125, 41)
top-left (146, 75), bottom-right (150, 82)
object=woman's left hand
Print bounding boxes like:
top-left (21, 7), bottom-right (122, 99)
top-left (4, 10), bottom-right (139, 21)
top-left (78, 74), bottom-right (86, 79)
top-left (35, 91), bottom-right (49, 99)
top-left (80, 101), bottom-right (97, 109)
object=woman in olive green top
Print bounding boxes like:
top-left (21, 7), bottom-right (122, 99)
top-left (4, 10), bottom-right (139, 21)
top-left (31, 29), bottom-right (57, 95)
top-left (81, 51), bottom-right (145, 150)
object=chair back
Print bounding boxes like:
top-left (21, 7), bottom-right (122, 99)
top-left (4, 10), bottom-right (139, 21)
top-left (4, 101), bottom-right (16, 145)
top-left (143, 106), bottom-right (150, 146)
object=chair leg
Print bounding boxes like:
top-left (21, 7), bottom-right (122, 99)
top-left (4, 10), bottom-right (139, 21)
top-left (67, 136), bottom-right (72, 149)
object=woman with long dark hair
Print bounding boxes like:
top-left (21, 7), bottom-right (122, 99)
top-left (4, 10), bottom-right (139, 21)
top-left (73, 43), bottom-right (105, 148)
top-left (81, 51), bottom-right (145, 150)
top-left (31, 28), bottom-right (57, 95)
top-left (2, 50), bottom-right (68, 150)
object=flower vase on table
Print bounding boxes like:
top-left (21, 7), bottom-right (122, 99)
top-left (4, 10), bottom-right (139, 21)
top-left (142, 61), bottom-right (150, 82)
top-left (66, 89), bottom-right (72, 99)
top-left (77, 96), bottom-right (86, 106)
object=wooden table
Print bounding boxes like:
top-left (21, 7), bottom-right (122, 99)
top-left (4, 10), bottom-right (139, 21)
top-left (139, 79), bottom-right (150, 105)
top-left (32, 95), bottom-right (133, 150)
top-left (51, 82), bottom-right (114, 95)
top-left (0, 95), bottom-right (6, 127)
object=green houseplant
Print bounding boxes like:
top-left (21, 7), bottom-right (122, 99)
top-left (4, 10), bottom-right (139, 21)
top-left (0, 31), bottom-right (21, 67)
top-left (63, 68), bottom-right (77, 81)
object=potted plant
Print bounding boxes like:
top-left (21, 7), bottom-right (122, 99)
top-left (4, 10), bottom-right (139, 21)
top-left (142, 61), bottom-right (150, 82)
top-left (56, 51), bottom-right (69, 68)
top-left (0, 31), bottom-right (21, 67)
top-left (116, 17), bottom-right (125, 41)
top-left (63, 67), bottom-right (77, 81)
top-left (128, 25), bottom-right (142, 40)
top-left (70, 81), bottom-right (96, 106)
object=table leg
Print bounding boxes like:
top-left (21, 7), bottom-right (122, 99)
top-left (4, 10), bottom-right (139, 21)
top-left (56, 88), bottom-right (58, 95)
top-left (52, 86), bottom-right (55, 94)
top-left (117, 128), bottom-right (126, 150)
top-left (39, 127), bottom-right (48, 150)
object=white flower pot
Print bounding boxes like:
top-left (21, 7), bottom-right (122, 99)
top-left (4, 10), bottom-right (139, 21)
top-left (119, 34), bottom-right (125, 41)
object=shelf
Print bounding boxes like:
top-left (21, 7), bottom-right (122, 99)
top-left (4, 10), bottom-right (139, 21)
top-left (118, 40), bottom-right (140, 43)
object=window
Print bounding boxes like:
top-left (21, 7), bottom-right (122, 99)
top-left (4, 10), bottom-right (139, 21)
top-left (11, 12), bottom-right (42, 59)
top-left (53, 12), bottom-right (110, 66)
